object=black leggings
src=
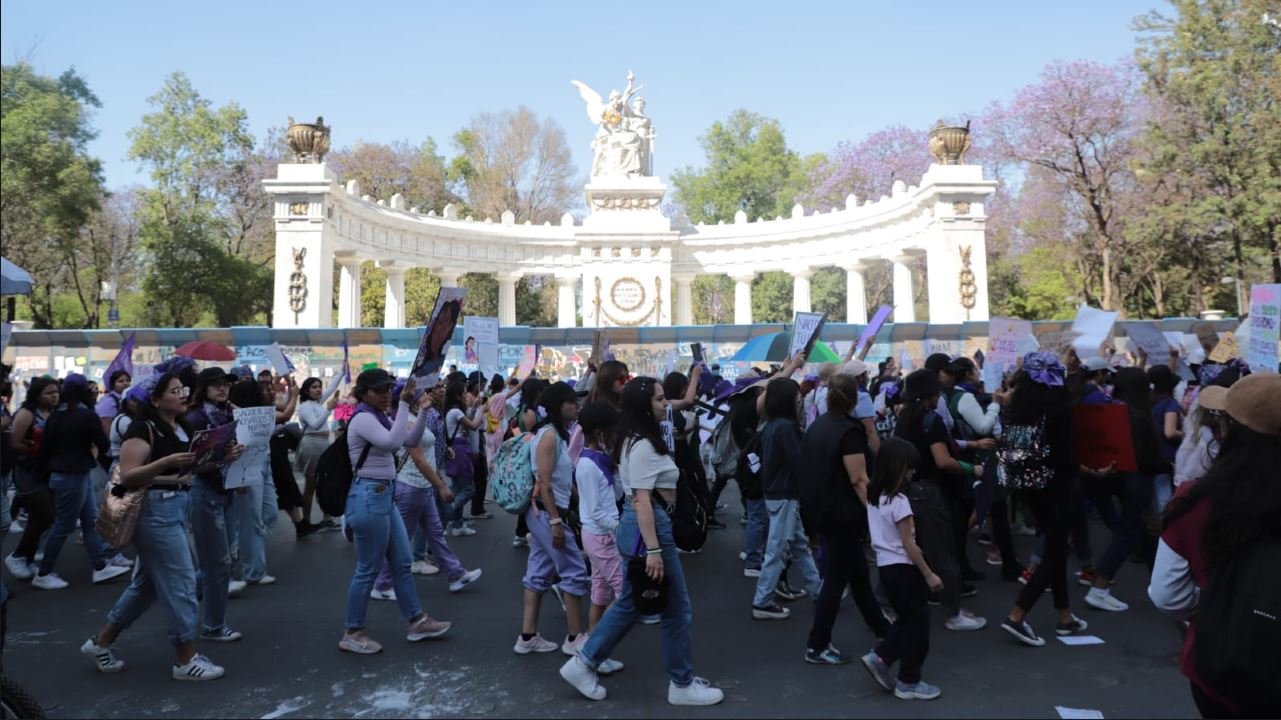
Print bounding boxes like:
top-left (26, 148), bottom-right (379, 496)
top-left (875, 564), bottom-right (931, 685)
top-left (808, 533), bottom-right (890, 650)
top-left (1016, 483), bottom-right (1070, 612)
top-left (471, 453), bottom-right (488, 516)
top-left (12, 488), bottom-right (54, 562)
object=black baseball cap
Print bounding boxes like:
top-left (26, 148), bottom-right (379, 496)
top-left (355, 368), bottom-right (395, 392)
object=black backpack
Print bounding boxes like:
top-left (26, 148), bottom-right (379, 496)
top-left (736, 428), bottom-right (765, 500)
top-left (315, 427), bottom-right (371, 518)
top-left (670, 469), bottom-right (709, 552)
top-left (1193, 537), bottom-right (1281, 715)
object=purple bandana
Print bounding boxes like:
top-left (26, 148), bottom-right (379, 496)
top-left (1022, 351), bottom-right (1066, 388)
top-left (354, 402), bottom-right (393, 430)
top-left (580, 448), bottom-right (617, 487)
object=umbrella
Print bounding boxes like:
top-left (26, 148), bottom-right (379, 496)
top-left (174, 340), bottom-right (237, 361)
top-left (730, 332), bottom-right (841, 363)
top-left (2, 257), bottom-right (35, 295)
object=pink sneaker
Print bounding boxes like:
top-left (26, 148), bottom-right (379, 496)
top-left (514, 634), bottom-right (559, 654)
top-left (406, 615), bottom-right (451, 641)
top-left (561, 633), bottom-right (589, 657)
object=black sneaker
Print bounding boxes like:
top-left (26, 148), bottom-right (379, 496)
top-left (1055, 614), bottom-right (1088, 636)
top-left (752, 604), bottom-right (791, 620)
top-left (804, 644), bottom-right (851, 665)
top-left (960, 584), bottom-right (978, 598)
top-left (295, 521), bottom-right (318, 539)
top-left (927, 593), bottom-right (941, 606)
top-left (775, 581), bottom-right (806, 602)
top-left (999, 618), bottom-right (1046, 647)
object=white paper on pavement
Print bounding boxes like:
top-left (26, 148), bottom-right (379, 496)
top-left (1055, 707), bottom-right (1105, 719)
top-left (223, 406), bottom-right (276, 489)
top-left (1057, 635), bottom-right (1106, 646)
top-left (1071, 305), bottom-right (1117, 360)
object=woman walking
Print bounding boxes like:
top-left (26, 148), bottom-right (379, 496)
top-left (80, 372), bottom-right (226, 681)
top-left (4, 376), bottom-right (58, 581)
top-left (340, 369), bottom-right (449, 654)
top-left (294, 373), bottom-right (344, 535)
top-left (559, 377), bottom-right (724, 707)
top-left (442, 380), bottom-right (484, 536)
top-left (227, 381), bottom-right (278, 587)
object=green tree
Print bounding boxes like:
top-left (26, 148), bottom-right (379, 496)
top-left (459, 273), bottom-right (498, 319)
top-left (810, 267), bottom-right (846, 321)
top-left (751, 272), bottom-right (792, 324)
top-left (671, 110), bottom-right (814, 223)
top-left (1, 62), bottom-right (105, 327)
top-left (328, 139), bottom-right (461, 214)
top-left (692, 275), bottom-right (733, 325)
top-left (516, 275), bottom-right (557, 327)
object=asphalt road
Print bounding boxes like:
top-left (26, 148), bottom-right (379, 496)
top-left (2, 484), bottom-right (1197, 719)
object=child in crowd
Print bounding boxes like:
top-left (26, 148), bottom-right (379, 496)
top-left (574, 401), bottom-right (626, 675)
top-left (861, 437), bottom-right (944, 701)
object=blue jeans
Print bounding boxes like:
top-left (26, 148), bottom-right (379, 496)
top-left (39, 471), bottom-right (110, 575)
top-left (107, 488), bottom-right (199, 644)
top-left (579, 504), bottom-right (695, 687)
top-left (235, 466), bottom-right (278, 583)
top-left (742, 498), bottom-right (768, 570)
top-left (1096, 472), bottom-right (1154, 581)
top-left (0, 471), bottom-right (12, 536)
top-left (753, 499), bottom-right (822, 607)
top-left (448, 471), bottom-right (475, 528)
top-left (1151, 473), bottom-right (1173, 515)
top-left (189, 477), bottom-right (235, 632)
top-left (345, 477), bottom-right (422, 630)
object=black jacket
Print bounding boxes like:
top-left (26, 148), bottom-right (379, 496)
top-left (42, 403), bottom-right (110, 475)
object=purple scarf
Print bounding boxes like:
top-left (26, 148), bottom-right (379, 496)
top-left (354, 402), bottom-right (393, 430)
top-left (580, 448), bottom-right (617, 487)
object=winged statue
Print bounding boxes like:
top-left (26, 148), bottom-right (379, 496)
top-left (570, 71), bottom-right (654, 179)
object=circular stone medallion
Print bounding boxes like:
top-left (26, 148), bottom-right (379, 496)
top-left (610, 277), bottom-right (646, 313)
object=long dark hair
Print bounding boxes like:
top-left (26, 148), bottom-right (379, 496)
top-left (229, 380), bottom-right (263, 409)
top-left (137, 372), bottom-right (193, 435)
top-left (107, 369), bottom-right (131, 390)
top-left (300, 377), bottom-right (323, 400)
top-left (1165, 418), bottom-right (1281, 566)
top-left (532, 381), bottom-right (576, 443)
top-left (488, 374), bottom-right (505, 396)
top-left (867, 436), bottom-right (920, 506)
top-left (615, 376), bottom-right (668, 462)
top-left (895, 369), bottom-right (941, 438)
top-left (590, 360), bottom-right (629, 407)
top-left (763, 378), bottom-right (800, 424)
top-left (445, 380), bottom-right (467, 413)
top-left (191, 373), bottom-right (230, 411)
top-left (21, 376), bottom-right (58, 413)
top-left (520, 378), bottom-right (546, 412)
top-left (1005, 370), bottom-right (1070, 426)
top-left (1111, 367), bottom-right (1152, 416)
top-left (662, 371), bottom-right (689, 404)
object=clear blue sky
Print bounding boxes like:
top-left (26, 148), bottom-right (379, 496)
top-left (2, 0), bottom-right (1151, 190)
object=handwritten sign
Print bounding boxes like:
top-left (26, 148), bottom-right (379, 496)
top-left (1247, 284), bottom-right (1280, 374)
top-left (1072, 404), bottom-right (1136, 472)
top-left (224, 406), bottom-right (275, 489)
top-left (1206, 330), bottom-right (1240, 364)
top-left (856, 305), bottom-right (893, 356)
top-left (790, 312), bottom-right (827, 360)
top-left (1070, 305), bottom-right (1117, 360)
top-left (411, 287), bottom-right (467, 379)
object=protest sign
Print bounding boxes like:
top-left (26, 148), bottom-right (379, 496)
top-left (691, 342), bottom-right (705, 364)
top-left (264, 343), bottom-right (296, 376)
top-left (1247, 284), bottom-right (1280, 374)
top-left (188, 422), bottom-right (237, 472)
top-left (223, 406), bottom-right (275, 489)
top-left (591, 330), bottom-right (606, 363)
top-left (463, 316), bottom-right (500, 377)
top-left (1123, 322), bottom-right (1176, 361)
top-left (1072, 404), bottom-right (1136, 472)
top-left (790, 312), bottom-right (827, 360)
top-left (105, 332), bottom-right (136, 380)
top-left (1070, 305), bottom-right (1117, 360)
top-left (856, 305), bottom-right (893, 356)
top-left (515, 345), bottom-right (538, 379)
top-left (1206, 330), bottom-right (1240, 364)
top-left (984, 318), bottom-right (1031, 392)
top-left (341, 335), bottom-right (351, 383)
top-left (411, 287), bottom-right (467, 379)
top-left (1192, 322), bottom-right (1220, 356)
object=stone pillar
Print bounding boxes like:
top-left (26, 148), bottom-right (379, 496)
top-left (264, 162), bottom-right (338, 328)
top-left (891, 254), bottom-right (916, 323)
top-left (845, 263), bottom-right (868, 324)
top-left (791, 269), bottom-right (813, 314)
top-left (380, 263), bottom-right (406, 329)
top-left (497, 272), bottom-right (520, 326)
top-left (732, 273), bottom-right (754, 325)
top-left (555, 274), bottom-right (577, 328)
top-left (673, 276), bottom-right (695, 326)
top-left (437, 268), bottom-right (461, 289)
top-left (337, 257), bottom-right (363, 328)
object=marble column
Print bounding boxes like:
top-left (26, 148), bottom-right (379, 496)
top-left (673, 276), bottom-right (695, 326)
top-left (732, 272), bottom-right (754, 325)
top-left (381, 264), bottom-right (406, 329)
top-left (337, 257), bottom-right (363, 328)
top-left (497, 272), bottom-right (520, 326)
top-left (792, 269), bottom-right (813, 314)
top-left (437, 269), bottom-right (461, 289)
top-left (891, 254), bottom-right (916, 323)
top-left (555, 274), bottom-right (577, 328)
top-left (845, 263), bottom-right (868, 324)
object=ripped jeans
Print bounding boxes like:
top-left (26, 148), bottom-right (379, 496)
top-left (190, 477), bottom-right (236, 633)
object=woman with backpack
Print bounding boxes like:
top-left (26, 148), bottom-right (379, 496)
top-left (96, 369), bottom-right (132, 436)
top-left (994, 355), bottom-right (1089, 647)
top-left (1149, 372), bottom-right (1280, 717)
top-left (340, 369), bottom-right (449, 655)
top-left (508, 378), bottom-right (546, 548)
top-left (559, 376), bottom-right (724, 706)
top-left (515, 382), bottom-right (591, 656)
top-left (294, 372), bottom-right (344, 536)
top-left (80, 371), bottom-right (226, 681)
top-left (4, 376), bottom-right (59, 581)
top-left (442, 380), bottom-right (484, 537)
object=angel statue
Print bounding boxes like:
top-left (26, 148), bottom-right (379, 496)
top-left (571, 71), bottom-right (654, 179)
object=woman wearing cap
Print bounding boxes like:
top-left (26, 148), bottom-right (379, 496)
top-left (1150, 372), bottom-right (1281, 717)
top-left (559, 376), bottom-right (724, 706)
top-left (340, 369), bottom-right (449, 654)
top-left (80, 371), bottom-right (228, 681)
top-left (4, 376), bottom-right (59, 581)
top-left (995, 355), bottom-right (1089, 647)
top-left (893, 369), bottom-right (987, 632)
top-left (184, 367), bottom-right (248, 640)
top-left (514, 382), bottom-right (592, 656)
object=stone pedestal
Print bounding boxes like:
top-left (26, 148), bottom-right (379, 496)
top-left (581, 176), bottom-right (671, 234)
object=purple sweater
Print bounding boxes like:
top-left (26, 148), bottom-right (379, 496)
top-left (347, 402), bottom-right (431, 480)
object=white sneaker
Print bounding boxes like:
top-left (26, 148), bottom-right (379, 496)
top-left (411, 560), bottom-right (441, 576)
top-left (80, 637), bottom-right (125, 673)
top-left (668, 677), bottom-right (724, 706)
top-left (743, 568), bottom-right (761, 578)
top-left (597, 658), bottom-right (624, 675)
top-left (4, 554), bottom-right (33, 580)
top-left (370, 588), bottom-right (397, 601)
top-left (1085, 588), bottom-right (1129, 612)
top-left (227, 580), bottom-right (247, 597)
top-left (249, 575), bottom-right (276, 585)
top-left (944, 611), bottom-right (987, 632)
top-left (561, 633), bottom-right (589, 657)
top-left (559, 656), bottom-right (606, 701)
top-left (93, 564), bottom-right (131, 584)
top-left (449, 568), bottom-right (482, 593)
top-left (513, 634), bottom-right (559, 654)
top-left (172, 653), bottom-right (225, 681)
top-left (640, 614), bottom-right (661, 625)
top-left (32, 572), bottom-right (69, 590)
top-left (109, 553), bottom-right (135, 568)
top-left (738, 551), bottom-right (747, 561)
top-left (450, 525), bottom-right (477, 537)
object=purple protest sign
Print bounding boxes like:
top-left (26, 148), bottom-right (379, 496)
top-left (341, 334), bottom-right (351, 383)
top-left (856, 305), bottom-right (893, 355)
top-left (105, 332), bottom-right (136, 380)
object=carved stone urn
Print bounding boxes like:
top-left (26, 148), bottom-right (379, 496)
top-left (928, 120), bottom-right (972, 165)
top-left (287, 116), bottom-right (331, 163)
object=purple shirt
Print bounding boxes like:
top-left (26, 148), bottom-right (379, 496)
top-left (95, 391), bottom-right (122, 419)
top-left (348, 402), bottom-right (431, 480)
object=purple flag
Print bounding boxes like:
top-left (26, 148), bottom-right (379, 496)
top-left (342, 335), bottom-right (351, 383)
top-left (106, 332), bottom-right (136, 380)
